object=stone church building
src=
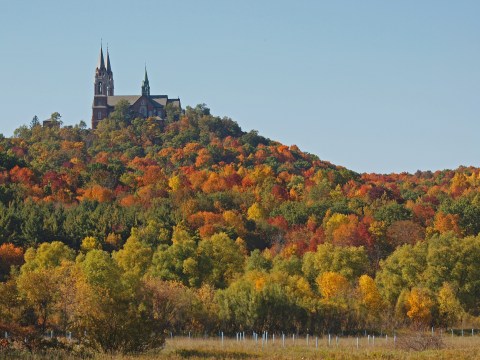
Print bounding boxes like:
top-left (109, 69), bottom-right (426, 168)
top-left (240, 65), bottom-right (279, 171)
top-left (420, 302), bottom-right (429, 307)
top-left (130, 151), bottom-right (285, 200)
top-left (91, 46), bottom-right (181, 129)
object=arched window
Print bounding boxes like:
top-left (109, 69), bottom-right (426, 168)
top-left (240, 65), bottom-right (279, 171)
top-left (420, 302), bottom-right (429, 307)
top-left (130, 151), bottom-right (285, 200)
top-left (97, 111), bottom-right (102, 119)
top-left (98, 82), bottom-right (103, 94)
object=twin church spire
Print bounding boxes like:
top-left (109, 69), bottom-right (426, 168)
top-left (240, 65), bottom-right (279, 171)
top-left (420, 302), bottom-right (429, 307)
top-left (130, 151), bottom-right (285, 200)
top-left (94, 44), bottom-right (114, 96)
top-left (97, 43), bottom-right (112, 73)
top-left (96, 44), bottom-right (149, 96)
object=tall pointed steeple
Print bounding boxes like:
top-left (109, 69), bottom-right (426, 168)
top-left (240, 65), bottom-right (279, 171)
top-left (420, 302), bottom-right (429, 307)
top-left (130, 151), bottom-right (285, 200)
top-left (106, 45), bottom-right (112, 74)
top-left (98, 43), bottom-right (106, 71)
top-left (142, 65), bottom-right (150, 96)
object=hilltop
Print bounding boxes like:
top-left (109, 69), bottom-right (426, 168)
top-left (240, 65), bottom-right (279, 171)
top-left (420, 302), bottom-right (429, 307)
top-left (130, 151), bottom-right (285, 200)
top-left (2, 104), bottom-right (479, 257)
top-left (0, 103), bottom-right (350, 251)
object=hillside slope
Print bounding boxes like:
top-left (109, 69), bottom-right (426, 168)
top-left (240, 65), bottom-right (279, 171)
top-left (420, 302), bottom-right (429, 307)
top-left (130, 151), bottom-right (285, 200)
top-left (1, 104), bottom-right (480, 346)
top-left (1, 105), bottom-right (478, 256)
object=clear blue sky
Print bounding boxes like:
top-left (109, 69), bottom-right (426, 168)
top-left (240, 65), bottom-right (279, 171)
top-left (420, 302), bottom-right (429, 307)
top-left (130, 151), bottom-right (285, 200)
top-left (1, 0), bottom-right (479, 174)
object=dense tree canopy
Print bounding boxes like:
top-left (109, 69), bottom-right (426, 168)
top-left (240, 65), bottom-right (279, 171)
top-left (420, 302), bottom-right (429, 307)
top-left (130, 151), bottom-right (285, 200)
top-left (1, 105), bottom-right (480, 353)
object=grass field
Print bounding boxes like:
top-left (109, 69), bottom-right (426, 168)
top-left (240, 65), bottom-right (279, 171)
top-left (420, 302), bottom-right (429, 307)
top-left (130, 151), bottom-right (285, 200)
top-left (105, 333), bottom-right (480, 359)
top-left (5, 333), bottom-right (480, 359)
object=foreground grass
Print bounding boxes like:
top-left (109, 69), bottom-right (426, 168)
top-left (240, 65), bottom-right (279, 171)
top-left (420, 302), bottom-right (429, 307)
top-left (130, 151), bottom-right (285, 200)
top-left (5, 335), bottom-right (480, 359)
top-left (115, 335), bottom-right (480, 360)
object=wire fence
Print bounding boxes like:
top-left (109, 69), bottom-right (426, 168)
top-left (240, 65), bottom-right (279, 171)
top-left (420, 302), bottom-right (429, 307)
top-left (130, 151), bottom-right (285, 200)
top-left (163, 328), bottom-right (480, 351)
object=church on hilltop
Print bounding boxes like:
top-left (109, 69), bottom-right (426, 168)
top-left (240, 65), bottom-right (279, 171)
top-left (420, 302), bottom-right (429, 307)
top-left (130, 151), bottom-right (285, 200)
top-left (91, 45), bottom-right (181, 129)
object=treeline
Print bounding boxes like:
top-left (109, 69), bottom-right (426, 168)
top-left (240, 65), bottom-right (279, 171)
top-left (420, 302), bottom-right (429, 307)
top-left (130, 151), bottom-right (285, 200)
top-left (1, 103), bottom-right (480, 353)
top-left (1, 231), bottom-right (478, 353)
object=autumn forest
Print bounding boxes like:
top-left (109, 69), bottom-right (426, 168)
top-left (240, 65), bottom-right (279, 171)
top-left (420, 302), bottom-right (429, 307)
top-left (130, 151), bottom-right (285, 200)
top-left (1, 102), bottom-right (480, 354)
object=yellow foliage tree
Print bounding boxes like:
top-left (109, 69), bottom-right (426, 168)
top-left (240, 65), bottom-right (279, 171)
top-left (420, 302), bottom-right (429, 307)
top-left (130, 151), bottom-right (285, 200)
top-left (81, 236), bottom-right (102, 252)
top-left (450, 173), bottom-right (469, 197)
top-left (247, 202), bottom-right (265, 221)
top-left (369, 220), bottom-right (387, 240)
top-left (358, 274), bottom-right (383, 313)
top-left (168, 175), bottom-right (182, 191)
top-left (316, 271), bottom-right (349, 300)
top-left (17, 268), bottom-right (60, 332)
top-left (249, 164), bottom-right (274, 186)
top-left (113, 235), bottom-right (153, 277)
top-left (438, 282), bottom-right (464, 327)
top-left (406, 287), bottom-right (434, 325)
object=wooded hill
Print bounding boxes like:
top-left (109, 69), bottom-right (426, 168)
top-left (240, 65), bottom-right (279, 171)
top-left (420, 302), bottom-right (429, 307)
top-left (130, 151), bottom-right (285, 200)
top-left (1, 102), bottom-right (479, 353)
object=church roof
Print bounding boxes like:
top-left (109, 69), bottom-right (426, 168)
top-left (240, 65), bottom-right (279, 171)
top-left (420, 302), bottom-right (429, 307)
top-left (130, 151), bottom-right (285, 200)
top-left (150, 95), bottom-right (168, 106)
top-left (107, 96), bottom-right (141, 107)
top-left (167, 98), bottom-right (181, 107)
top-left (107, 95), bottom-right (178, 108)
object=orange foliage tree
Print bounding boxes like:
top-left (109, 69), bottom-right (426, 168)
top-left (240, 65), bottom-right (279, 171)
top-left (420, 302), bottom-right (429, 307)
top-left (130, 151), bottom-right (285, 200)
top-left (0, 243), bottom-right (24, 279)
top-left (434, 212), bottom-right (462, 236)
top-left (80, 185), bottom-right (114, 202)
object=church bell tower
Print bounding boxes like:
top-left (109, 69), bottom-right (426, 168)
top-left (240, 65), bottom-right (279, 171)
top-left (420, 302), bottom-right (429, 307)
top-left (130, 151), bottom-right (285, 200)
top-left (141, 66), bottom-right (150, 96)
top-left (92, 44), bottom-right (114, 129)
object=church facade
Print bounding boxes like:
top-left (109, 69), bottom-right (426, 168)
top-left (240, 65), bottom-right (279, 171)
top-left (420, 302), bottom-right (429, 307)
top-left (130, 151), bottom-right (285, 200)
top-left (91, 46), bottom-right (181, 129)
